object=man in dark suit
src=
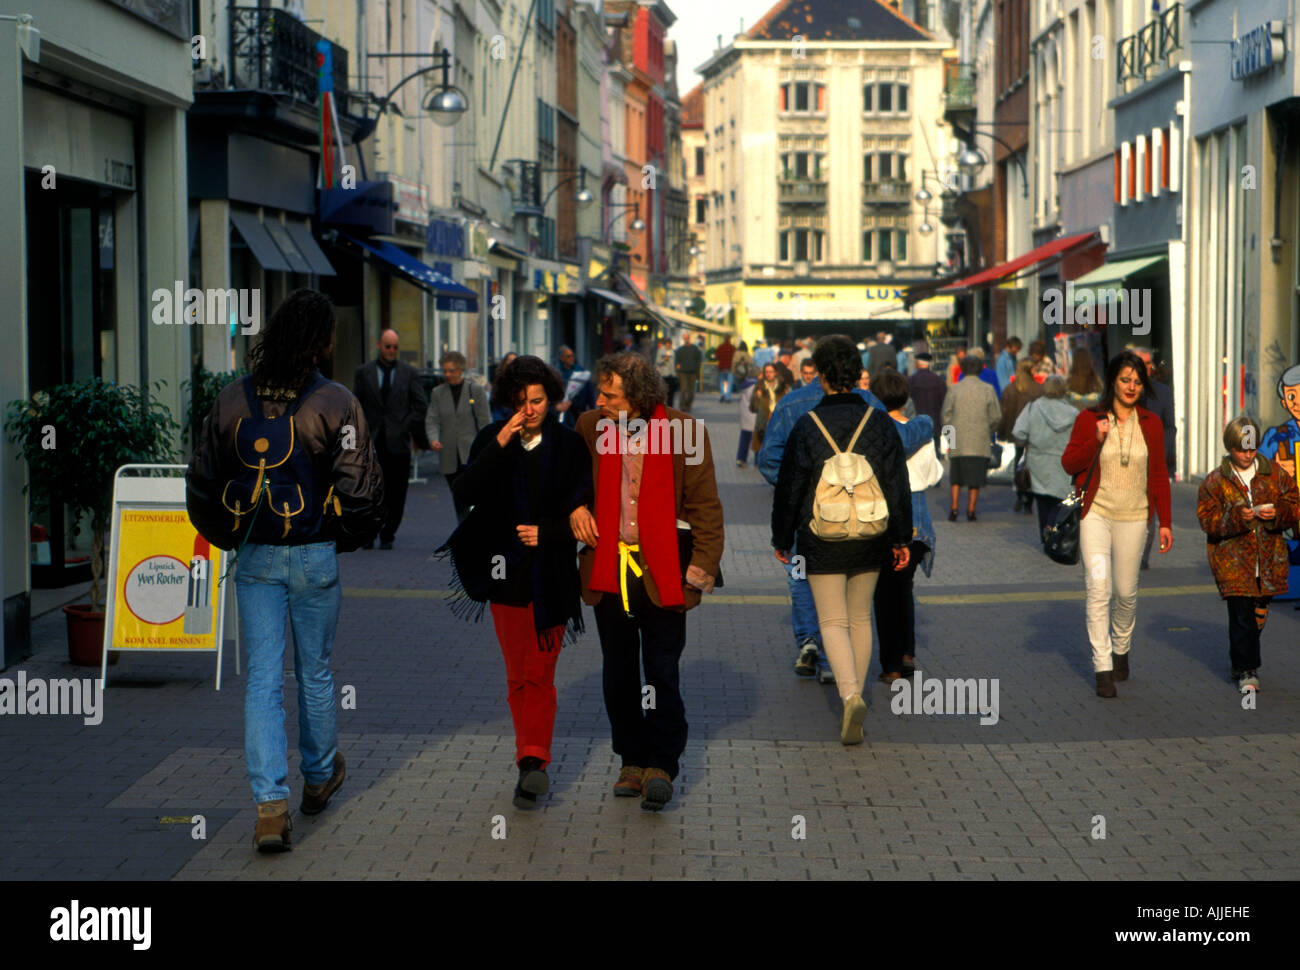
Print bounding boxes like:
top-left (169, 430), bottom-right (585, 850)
top-left (908, 352), bottom-right (946, 453)
top-left (353, 329), bottom-right (428, 549)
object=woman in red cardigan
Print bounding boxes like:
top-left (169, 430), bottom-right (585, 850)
top-left (1061, 351), bottom-right (1173, 697)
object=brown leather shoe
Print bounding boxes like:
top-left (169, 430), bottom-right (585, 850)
top-left (253, 799), bottom-right (292, 852)
top-left (1112, 653), bottom-right (1129, 681)
top-left (641, 768), bottom-right (673, 811)
top-left (613, 765), bottom-right (645, 797)
top-left (300, 752), bottom-right (345, 816)
top-left (1095, 671), bottom-right (1117, 698)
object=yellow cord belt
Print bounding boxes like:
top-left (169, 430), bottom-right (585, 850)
top-left (618, 541), bottom-right (642, 614)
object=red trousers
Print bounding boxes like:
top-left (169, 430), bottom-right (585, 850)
top-left (489, 601), bottom-right (563, 768)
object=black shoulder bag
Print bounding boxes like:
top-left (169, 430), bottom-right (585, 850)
top-left (1043, 446), bottom-right (1101, 566)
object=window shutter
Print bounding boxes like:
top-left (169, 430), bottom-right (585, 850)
top-left (817, 84), bottom-right (826, 112)
top-left (1113, 149), bottom-right (1121, 204)
top-left (780, 85), bottom-right (788, 111)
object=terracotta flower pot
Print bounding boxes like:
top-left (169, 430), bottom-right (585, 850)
top-left (63, 603), bottom-right (117, 667)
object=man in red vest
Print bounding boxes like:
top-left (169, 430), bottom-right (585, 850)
top-left (715, 336), bottom-right (736, 402)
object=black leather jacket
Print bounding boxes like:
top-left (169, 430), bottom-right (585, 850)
top-left (186, 374), bottom-right (385, 552)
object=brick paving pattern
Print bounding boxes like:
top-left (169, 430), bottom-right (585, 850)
top-left (2, 394), bottom-right (1298, 879)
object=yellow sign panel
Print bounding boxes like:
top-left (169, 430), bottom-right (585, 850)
top-left (109, 508), bottom-right (225, 651)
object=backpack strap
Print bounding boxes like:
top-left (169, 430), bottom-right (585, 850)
top-left (845, 407), bottom-right (873, 452)
top-left (286, 372), bottom-right (328, 416)
top-left (807, 411), bottom-right (841, 454)
top-left (240, 375), bottom-right (261, 416)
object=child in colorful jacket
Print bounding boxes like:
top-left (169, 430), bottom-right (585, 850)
top-left (1196, 416), bottom-right (1300, 693)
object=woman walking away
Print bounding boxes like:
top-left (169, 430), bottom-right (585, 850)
top-left (1012, 376), bottom-right (1077, 543)
top-left (1066, 350), bottom-right (1103, 410)
top-left (871, 371), bottom-right (942, 682)
top-left (941, 354), bottom-right (1001, 521)
top-left (1196, 417), bottom-right (1299, 693)
top-left (1061, 351), bottom-right (1172, 698)
top-left (737, 370), bottom-right (759, 466)
top-left (437, 355), bottom-right (593, 807)
top-left (772, 336), bottom-right (912, 744)
top-left (1000, 359), bottom-right (1044, 513)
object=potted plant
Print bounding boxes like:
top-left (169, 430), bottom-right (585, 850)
top-left (5, 378), bottom-right (177, 665)
top-left (181, 366), bottom-right (242, 452)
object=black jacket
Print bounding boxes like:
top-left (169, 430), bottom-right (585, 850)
top-left (436, 413), bottom-right (593, 645)
top-left (771, 393), bottom-right (912, 573)
top-left (186, 373), bottom-right (385, 552)
top-left (908, 367), bottom-right (946, 438)
top-left (354, 358), bottom-right (429, 454)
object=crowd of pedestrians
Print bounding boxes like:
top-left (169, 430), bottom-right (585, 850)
top-left (182, 289), bottom-right (1298, 848)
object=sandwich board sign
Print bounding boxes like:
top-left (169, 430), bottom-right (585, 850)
top-left (102, 465), bottom-right (233, 689)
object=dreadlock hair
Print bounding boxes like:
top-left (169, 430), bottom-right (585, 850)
top-left (247, 289), bottom-right (335, 394)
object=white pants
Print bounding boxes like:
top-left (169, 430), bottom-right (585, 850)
top-left (1079, 513), bottom-right (1148, 671)
top-left (808, 570), bottom-right (880, 700)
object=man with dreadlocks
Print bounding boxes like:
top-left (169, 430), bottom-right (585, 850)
top-left (186, 288), bottom-right (384, 852)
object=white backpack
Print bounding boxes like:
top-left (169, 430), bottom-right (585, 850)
top-left (806, 409), bottom-right (889, 540)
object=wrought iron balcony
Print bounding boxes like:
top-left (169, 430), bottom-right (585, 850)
top-left (778, 176), bottom-right (828, 205)
top-left (228, 7), bottom-right (349, 103)
top-left (862, 179), bottom-right (911, 205)
top-left (1116, 3), bottom-right (1182, 87)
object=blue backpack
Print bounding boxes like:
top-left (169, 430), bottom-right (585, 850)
top-left (220, 373), bottom-right (336, 544)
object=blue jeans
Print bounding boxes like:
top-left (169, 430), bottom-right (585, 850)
top-left (783, 540), bottom-right (820, 648)
top-left (235, 541), bottom-right (341, 804)
top-left (718, 370), bottom-right (733, 401)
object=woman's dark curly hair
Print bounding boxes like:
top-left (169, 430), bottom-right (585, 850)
top-left (811, 335), bottom-right (861, 392)
top-left (594, 351), bottom-right (665, 416)
top-left (247, 289), bottom-right (335, 392)
top-left (491, 354), bottom-right (565, 411)
top-left (1097, 350), bottom-right (1152, 413)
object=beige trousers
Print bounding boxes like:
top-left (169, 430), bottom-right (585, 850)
top-left (808, 570), bottom-right (881, 700)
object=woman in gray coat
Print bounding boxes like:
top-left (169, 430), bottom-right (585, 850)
top-left (940, 354), bottom-right (1002, 521)
top-left (1012, 375), bottom-right (1078, 542)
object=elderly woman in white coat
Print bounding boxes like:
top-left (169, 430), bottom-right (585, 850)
top-left (1012, 375), bottom-right (1078, 543)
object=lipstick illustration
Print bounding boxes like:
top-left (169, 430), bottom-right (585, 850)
top-left (184, 534), bottom-right (212, 635)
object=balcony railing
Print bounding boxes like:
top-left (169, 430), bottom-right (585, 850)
top-left (778, 177), bottom-right (828, 205)
top-left (943, 61), bottom-right (976, 113)
top-left (862, 179), bottom-right (911, 204)
top-left (1116, 3), bottom-right (1182, 87)
top-left (229, 7), bottom-right (349, 103)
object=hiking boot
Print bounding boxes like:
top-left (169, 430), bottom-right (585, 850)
top-left (1095, 671), bottom-right (1117, 698)
top-left (1238, 670), bottom-right (1260, 693)
top-left (640, 768), bottom-right (673, 811)
top-left (613, 765), bottom-right (644, 797)
top-left (300, 752), bottom-right (345, 816)
top-left (794, 640), bottom-right (819, 677)
top-left (840, 693), bottom-right (867, 745)
top-left (253, 800), bottom-right (292, 853)
top-left (1112, 653), bottom-right (1129, 682)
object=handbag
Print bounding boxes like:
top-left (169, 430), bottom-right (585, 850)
top-left (987, 441), bottom-right (1004, 469)
top-left (1043, 450), bottom-right (1101, 566)
top-left (1014, 455), bottom-right (1031, 493)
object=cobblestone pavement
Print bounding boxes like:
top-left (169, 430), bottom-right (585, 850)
top-left (2, 394), bottom-right (1298, 880)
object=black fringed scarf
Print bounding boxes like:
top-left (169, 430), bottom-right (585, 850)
top-left (435, 413), bottom-right (592, 651)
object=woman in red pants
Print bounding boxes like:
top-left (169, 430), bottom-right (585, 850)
top-left (438, 356), bottom-right (592, 808)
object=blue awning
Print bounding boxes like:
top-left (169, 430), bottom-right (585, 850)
top-left (341, 233), bottom-right (479, 312)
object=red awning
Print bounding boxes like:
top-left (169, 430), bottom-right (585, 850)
top-left (939, 231), bottom-right (1098, 293)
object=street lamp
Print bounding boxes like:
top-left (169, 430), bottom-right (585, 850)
top-left (354, 48), bottom-right (467, 143)
top-left (604, 203), bottom-right (644, 238)
top-left (540, 168), bottom-right (595, 210)
top-left (957, 146), bottom-right (986, 178)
